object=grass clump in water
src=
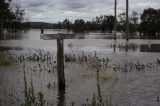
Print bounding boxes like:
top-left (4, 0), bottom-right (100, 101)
top-left (21, 64), bottom-right (46, 106)
top-left (80, 68), bottom-right (119, 81)
top-left (0, 59), bottom-right (13, 66)
top-left (98, 70), bottom-right (119, 81)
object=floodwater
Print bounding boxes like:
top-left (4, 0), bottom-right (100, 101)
top-left (0, 29), bottom-right (160, 106)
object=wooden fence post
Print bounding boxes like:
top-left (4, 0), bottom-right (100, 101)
top-left (57, 36), bottom-right (65, 90)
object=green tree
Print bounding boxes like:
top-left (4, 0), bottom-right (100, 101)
top-left (57, 21), bottom-right (62, 29)
top-left (0, 0), bottom-right (13, 31)
top-left (12, 5), bottom-right (25, 31)
top-left (0, 0), bottom-right (26, 32)
top-left (140, 8), bottom-right (160, 38)
top-left (85, 20), bottom-right (97, 31)
top-left (62, 19), bottom-right (71, 31)
top-left (106, 15), bottom-right (115, 33)
top-left (73, 19), bottom-right (86, 32)
top-left (95, 15), bottom-right (108, 32)
top-left (15, 6), bottom-right (25, 22)
top-left (118, 11), bottom-right (139, 36)
top-left (157, 9), bottom-right (160, 32)
top-left (94, 15), bottom-right (115, 32)
top-left (117, 12), bottom-right (126, 32)
top-left (130, 11), bottom-right (139, 35)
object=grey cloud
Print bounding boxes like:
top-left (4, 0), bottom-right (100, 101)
top-left (20, 0), bottom-right (51, 8)
top-left (64, 1), bottom-right (87, 10)
top-left (27, 2), bottom-right (47, 7)
top-left (13, 0), bottom-right (160, 22)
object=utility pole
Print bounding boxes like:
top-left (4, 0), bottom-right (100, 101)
top-left (114, 0), bottom-right (117, 41)
top-left (126, 0), bottom-right (129, 41)
top-left (0, 18), bottom-right (3, 32)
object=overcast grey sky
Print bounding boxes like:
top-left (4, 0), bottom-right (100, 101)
top-left (12, 0), bottom-right (160, 23)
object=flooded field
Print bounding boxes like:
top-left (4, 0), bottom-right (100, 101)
top-left (0, 29), bottom-right (160, 106)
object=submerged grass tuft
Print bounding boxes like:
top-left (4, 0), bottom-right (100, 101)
top-left (80, 68), bottom-right (119, 81)
top-left (0, 59), bottom-right (13, 66)
top-left (99, 70), bottom-right (119, 81)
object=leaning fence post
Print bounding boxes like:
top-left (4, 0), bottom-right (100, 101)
top-left (57, 35), bottom-right (65, 90)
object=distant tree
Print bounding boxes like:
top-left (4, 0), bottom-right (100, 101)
top-left (140, 8), bottom-right (160, 37)
top-left (85, 20), bottom-right (97, 31)
top-left (130, 11), bottom-right (139, 35)
top-left (85, 21), bottom-right (92, 31)
top-left (13, 5), bottom-right (25, 31)
top-left (62, 19), bottom-right (71, 31)
top-left (73, 19), bottom-right (86, 32)
top-left (101, 16), bottom-right (108, 32)
top-left (95, 16), bottom-right (103, 30)
top-left (106, 15), bottom-right (115, 33)
top-left (95, 15), bottom-right (108, 32)
top-left (117, 12), bottom-right (126, 32)
top-left (94, 15), bottom-right (115, 32)
top-left (118, 11), bottom-right (139, 35)
top-left (57, 22), bottom-right (62, 29)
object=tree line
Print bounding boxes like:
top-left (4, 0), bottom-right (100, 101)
top-left (53, 15), bottom-right (115, 33)
top-left (53, 8), bottom-right (160, 38)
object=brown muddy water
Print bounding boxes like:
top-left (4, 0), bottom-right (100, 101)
top-left (0, 29), bottom-right (160, 106)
